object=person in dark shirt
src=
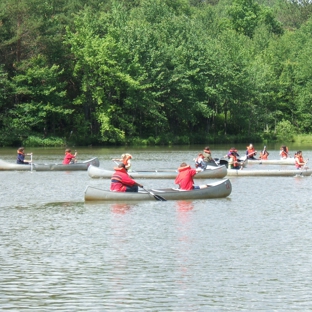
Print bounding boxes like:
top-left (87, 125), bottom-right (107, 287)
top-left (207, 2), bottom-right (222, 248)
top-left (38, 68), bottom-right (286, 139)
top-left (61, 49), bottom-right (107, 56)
top-left (16, 147), bottom-right (32, 164)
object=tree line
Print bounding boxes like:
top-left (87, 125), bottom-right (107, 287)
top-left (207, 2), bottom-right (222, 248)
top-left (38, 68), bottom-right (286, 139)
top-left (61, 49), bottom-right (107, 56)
top-left (1, 0), bottom-right (312, 146)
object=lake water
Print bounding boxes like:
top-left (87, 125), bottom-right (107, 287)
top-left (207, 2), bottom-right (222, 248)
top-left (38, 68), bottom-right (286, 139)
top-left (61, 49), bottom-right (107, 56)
top-left (1, 144), bottom-right (312, 311)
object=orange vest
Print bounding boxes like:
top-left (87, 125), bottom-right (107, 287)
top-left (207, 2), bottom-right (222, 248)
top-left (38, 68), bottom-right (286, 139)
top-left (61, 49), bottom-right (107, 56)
top-left (229, 154), bottom-right (239, 168)
top-left (295, 155), bottom-right (304, 168)
top-left (280, 149), bottom-right (288, 158)
top-left (260, 151), bottom-right (268, 160)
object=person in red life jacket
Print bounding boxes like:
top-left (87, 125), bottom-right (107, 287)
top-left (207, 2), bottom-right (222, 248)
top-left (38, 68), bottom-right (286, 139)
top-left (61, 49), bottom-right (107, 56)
top-left (112, 153), bottom-right (133, 171)
top-left (295, 151), bottom-right (307, 169)
top-left (63, 148), bottom-right (77, 164)
top-left (280, 145), bottom-right (289, 159)
top-left (259, 146), bottom-right (269, 160)
top-left (195, 153), bottom-right (205, 169)
top-left (16, 147), bottom-right (32, 164)
top-left (228, 152), bottom-right (243, 170)
top-left (246, 143), bottom-right (257, 159)
top-left (224, 147), bottom-right (240, 159)
top-left (175, 162), bottom-right (207, 190)
top-left (110, 163), bottom-right (143, 192)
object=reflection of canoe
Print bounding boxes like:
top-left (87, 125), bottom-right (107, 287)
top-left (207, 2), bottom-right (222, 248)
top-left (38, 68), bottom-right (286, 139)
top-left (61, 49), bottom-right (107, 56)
top-left (0, 157), bottom-right (100, 171)
top-left (84, 178), bottom-right (232, 201)
top-left (227, 168), bottom-right (312, 176)
top-left (87, 165), bottom-right (228, 179)
top-left (244, 158), bottom-right (295, 165)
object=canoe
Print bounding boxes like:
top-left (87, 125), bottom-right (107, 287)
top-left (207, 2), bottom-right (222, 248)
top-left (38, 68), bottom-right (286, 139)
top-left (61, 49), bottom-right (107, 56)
top-left (84, 178), bottom-right (232, 201)
top-left (0, 157), bottom-right (100, 171)
top-left (87, 164), bottom-right (228, 179)
top-left (226, 168), bottom-right (312, 177)
top-left (244, 158), bottom-right (295, 165)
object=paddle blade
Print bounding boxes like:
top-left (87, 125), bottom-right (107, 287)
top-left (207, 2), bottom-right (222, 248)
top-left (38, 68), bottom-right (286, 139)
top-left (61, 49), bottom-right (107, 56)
top-left (154, 195), bottom-right (167, 201)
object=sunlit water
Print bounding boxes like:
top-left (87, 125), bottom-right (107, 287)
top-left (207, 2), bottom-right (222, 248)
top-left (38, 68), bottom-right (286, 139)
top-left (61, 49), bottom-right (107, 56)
top-left (1, 145), bottom-right (312, 311)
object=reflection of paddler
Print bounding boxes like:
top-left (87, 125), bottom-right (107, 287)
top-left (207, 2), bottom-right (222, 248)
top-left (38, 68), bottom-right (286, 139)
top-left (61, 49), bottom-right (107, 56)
top-left (112, 153), bottom-right (133, 171)
top-left (111, 203), bottom-right (131, 214)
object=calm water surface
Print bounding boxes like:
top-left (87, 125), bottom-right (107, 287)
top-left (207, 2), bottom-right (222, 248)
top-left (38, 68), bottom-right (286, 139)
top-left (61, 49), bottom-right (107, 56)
top-left (1, 145), bottom-right (312, 311)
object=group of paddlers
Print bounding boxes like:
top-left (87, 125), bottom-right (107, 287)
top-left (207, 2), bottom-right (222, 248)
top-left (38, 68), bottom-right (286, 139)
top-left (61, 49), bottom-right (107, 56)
top-left (193, 144), bottom-right (309, 170)
top-left (16, 147), bottom-right (78, 165)
top-left (111, 152), bottom-right (207, 193)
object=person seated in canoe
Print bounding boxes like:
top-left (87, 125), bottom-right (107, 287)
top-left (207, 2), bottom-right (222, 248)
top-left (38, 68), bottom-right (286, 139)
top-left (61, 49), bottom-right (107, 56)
top-left (194, 153), bottom-right (205, 170)
top-left (259, 146), bottom-right (269, 160)
top-left (63, 148), bottom-right (77, 164)
top-left (175, 162), bottom-right (208, 191)
top-left (110, 163), bottom-right (143, 192)
top-left (202, 146), bottom-right (216, 167)
top-left (112, 153), bottom-right (133, 171)
top-left (246, 143), bottom-right (257, 160)
top-left (224, 147), bottom-right (240, 159)
top-left (16, 147), bottom-right (32, 164)
top-left (228, 151), bottom-right (243, 170)
top-left (295, 151), bottom-right (308, 169)
top-left (280, 145), bottom-right (289, 159)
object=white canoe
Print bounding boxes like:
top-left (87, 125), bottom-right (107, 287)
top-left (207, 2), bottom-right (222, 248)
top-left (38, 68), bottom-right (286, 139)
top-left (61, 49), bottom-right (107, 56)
top-left (84, 178), bottom-right (232, 201)
top-left (244, 158), bottom-right (295, 165)
top-left (227, 168), bottom-right (312, 176)
top-left (87, 164), bottom-right (228, 179)
top-left (0, 157), bottom-right (100, 171)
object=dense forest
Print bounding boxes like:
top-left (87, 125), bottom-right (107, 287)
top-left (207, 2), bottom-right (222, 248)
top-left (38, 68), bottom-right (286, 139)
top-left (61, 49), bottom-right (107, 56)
top-left (1, 0), bottom-right (312, 146)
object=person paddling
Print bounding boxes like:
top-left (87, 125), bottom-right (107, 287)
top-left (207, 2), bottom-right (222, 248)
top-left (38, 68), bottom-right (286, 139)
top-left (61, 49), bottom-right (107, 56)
top-left (295, 151), bottom-right (308, 169)
top-left (16, 147), bottom-right (32, 164)
top-left (280, 145), bottom-right (289, 159)
top-left (175, 162), bottom-right (207, 190)
top-left (246, 144), bottom-right (257, 160)
top-left (110, 163), bottom-right (143, 192)
top-left (63, 148), bottom-right (77, 164)
top-left (259, 146), bottom-right (269, 160)
top-left (228, 151), bottom-right (243, 170)
top-left (112, 153), bottom-right (133, 171)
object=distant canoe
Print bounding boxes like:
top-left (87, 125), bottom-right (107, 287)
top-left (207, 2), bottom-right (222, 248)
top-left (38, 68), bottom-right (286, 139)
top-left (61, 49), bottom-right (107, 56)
top-left (87, 164), bottom-right (228, 179)
top-left (0, 157), bottom-right (100, 171)
top-left (244, 158), bottom-right (295, 165)
top-left (227, 168), bottom-right (312, 177)
top-left (84, 178), bottom-right (232, 201)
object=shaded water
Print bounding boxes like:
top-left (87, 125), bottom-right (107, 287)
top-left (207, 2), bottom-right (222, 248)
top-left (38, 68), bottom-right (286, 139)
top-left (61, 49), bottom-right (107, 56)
top-left (1, 145), bottom-right (312, 311)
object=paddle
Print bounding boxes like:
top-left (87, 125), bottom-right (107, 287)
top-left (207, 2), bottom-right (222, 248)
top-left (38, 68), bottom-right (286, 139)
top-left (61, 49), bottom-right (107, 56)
top-left (112, 160), bottom-right (165, 200)
top-left (142, 187), bottom-right (167, 201)
top-left (30, 153), bottom-right (33, 172)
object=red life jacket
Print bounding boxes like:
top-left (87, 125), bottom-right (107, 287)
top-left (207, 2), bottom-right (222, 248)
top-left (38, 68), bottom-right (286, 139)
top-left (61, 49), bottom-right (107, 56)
top-left (175, 165), bottom-right (197, 190)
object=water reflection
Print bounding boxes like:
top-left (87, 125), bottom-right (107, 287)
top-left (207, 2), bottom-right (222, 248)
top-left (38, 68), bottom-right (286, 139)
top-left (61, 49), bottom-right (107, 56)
top-left (110, 203), bottom-right (132, 214)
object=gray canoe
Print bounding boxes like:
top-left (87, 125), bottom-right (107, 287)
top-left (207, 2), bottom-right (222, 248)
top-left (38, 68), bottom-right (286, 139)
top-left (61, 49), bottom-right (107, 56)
top-left (87, 164), bottom-right (228, 179)
top-left (227, 168), bottom-right (312, 176)
top-left (84, 178), bottom-right (232, 201)
top-left (244, 158), bottom-right (295, 165)
top-left (0, 157), bottom-right (100, 171)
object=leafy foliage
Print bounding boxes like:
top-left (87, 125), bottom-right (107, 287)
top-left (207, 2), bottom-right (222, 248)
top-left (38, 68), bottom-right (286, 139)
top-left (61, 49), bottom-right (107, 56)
top-left (0, 0), bottom-right (311, 146)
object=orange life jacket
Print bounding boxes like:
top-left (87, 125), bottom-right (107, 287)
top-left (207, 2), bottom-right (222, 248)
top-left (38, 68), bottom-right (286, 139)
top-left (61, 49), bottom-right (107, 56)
top-left (122, 155), bottom-right (132, 167)
top-left (229, 154), bottom-right (239, 168)
top-left (280, 148), bottom-right (288, 158)
top-left (295, 155), bottom-right (304, 168)
top-left (260, 151), bottom-right (268, 160)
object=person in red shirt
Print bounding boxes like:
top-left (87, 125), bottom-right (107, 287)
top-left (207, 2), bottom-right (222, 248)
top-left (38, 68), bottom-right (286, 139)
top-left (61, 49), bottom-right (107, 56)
top-left (63, 149), bottom-right (77, 164)
top-left (110, 163), bottom-right (143, 192)
top-left (175, 162), bottom-right (207, 191)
